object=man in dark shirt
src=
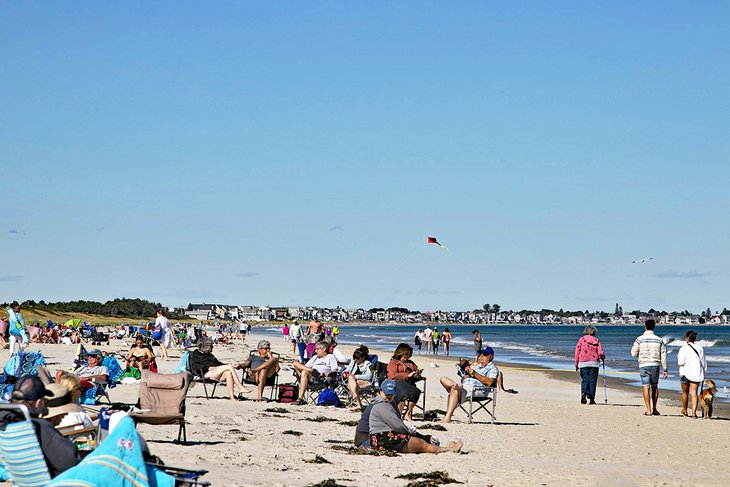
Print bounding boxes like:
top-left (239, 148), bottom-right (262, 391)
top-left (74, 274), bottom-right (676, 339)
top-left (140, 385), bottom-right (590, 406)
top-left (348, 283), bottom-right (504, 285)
top-left (189, 338), bottom-right (250, 400)
top-left (0, 375), bottom-right (80, 477)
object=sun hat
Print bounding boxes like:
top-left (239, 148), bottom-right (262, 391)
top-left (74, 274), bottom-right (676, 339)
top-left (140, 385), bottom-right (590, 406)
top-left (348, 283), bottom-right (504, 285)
top-left (381, 380), bottom-right (397, 396)
top-left (480, 346), bottom-right (495, 356)
top-left (43, 383), bottom-right (85, 419)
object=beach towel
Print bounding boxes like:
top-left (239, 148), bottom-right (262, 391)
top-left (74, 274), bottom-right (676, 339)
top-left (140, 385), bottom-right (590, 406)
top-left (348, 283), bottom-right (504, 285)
top-left (102, 355), bottom-right (123, 387)
top-left (48, 415), bottom-right (175, 487)
top-left (3, 351), bottom-right (47, 377)
top-left (175, 351), bottom-right (189, 374)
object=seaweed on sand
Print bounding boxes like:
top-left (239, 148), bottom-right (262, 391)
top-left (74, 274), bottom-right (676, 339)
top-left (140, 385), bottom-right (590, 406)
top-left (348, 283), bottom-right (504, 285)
top-left (395, 471), bottom-right (463, 486)
top-left (338, 420), bottom-right (358, 427)
top-left (283, 430), bottom-right (303, 436)
top-left (324, 439), bottom-right (352, 444)
top-left (416, 423), bottom-right (447, 431)
top-left (264, 407), bottom-right (289, 414)
top-left (304, 455), bottom-right (332, 464)
top-left (308, 480), bottom-right (347, 487)
top-left (304, 415), bottom-right (339, 423)
top-left (330, 445), bottom-right (398, 457)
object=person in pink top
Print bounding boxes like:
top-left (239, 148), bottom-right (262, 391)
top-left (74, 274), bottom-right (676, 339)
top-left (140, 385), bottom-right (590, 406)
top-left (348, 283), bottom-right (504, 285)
top-left (575, 325), bottom-right (605, 405)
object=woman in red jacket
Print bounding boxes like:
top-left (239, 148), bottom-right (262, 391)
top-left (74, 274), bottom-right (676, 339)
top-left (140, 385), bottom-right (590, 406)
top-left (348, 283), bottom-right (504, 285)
top-left (387, 343), bottom-right (424, 422)
top-left (575, 325), bottom-right (606, 405)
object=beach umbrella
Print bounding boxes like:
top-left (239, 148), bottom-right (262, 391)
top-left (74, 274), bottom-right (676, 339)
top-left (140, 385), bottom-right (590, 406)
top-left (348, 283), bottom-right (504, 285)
top-left (64, 319), bottom-right (82, 329)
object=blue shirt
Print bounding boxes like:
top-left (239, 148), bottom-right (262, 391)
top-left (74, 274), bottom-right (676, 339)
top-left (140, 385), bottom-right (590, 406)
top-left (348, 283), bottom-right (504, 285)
top-left (463, 362), bottom-right (498, 391)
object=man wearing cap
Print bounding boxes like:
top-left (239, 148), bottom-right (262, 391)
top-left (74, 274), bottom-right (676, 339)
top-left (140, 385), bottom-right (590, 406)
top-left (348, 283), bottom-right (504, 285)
top-left (438, 347), bottom-right (518, 423)
top-left (367, 379), bottom-right (463, 453)
top-left (239, 340), bottom-right (280, 401)
top-left (55, 349), bottom-right (109, 384)
top-left (0, 376), bottom-right (80, 477)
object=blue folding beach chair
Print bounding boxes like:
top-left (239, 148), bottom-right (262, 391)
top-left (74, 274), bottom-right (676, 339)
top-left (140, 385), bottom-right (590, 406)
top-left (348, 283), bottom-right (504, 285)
top-left (0, 404), bottom-right (52, 487)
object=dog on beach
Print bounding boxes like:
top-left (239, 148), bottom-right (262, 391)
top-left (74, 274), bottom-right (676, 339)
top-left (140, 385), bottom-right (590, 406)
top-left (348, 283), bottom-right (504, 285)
top-left (700, 379), bottom-right (717, 419)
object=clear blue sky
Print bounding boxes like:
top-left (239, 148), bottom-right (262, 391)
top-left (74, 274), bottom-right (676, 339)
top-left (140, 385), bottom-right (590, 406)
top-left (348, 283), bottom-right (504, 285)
top-left (2, 3), bottom-right (728, 313)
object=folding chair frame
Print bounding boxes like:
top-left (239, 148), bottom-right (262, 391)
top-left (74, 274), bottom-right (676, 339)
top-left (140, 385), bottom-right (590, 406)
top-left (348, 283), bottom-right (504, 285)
top-left (240, 351), bottom-right (280, 401)
top-left (458, 387), bottom-right (497, 424)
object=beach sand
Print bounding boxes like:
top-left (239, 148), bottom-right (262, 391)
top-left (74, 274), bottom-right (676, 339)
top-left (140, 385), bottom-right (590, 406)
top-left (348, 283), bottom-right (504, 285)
top-left (14, 333), bottom-right (730, 487)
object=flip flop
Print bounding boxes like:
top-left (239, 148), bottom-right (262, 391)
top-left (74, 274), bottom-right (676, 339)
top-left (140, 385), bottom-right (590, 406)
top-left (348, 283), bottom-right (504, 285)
top-left (643, 412), bottom-right (652, 416)
top-left (505, 389), bottom-right (518, 394)
top-left (652, 411), bottom-right (661, 416)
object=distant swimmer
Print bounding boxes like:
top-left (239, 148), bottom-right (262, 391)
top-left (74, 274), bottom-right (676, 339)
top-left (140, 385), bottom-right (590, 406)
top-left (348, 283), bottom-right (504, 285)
top-left (632, 258), bottom-right (654, 264)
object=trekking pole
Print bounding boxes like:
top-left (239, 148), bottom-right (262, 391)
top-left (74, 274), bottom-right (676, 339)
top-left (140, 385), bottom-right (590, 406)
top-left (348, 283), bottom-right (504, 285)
top-left (602, 360), bottom-right (608, 404)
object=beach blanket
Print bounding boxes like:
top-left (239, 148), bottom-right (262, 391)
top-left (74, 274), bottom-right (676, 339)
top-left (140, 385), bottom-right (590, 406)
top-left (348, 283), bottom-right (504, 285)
top-left (48, 415), bottom-right (175, 487)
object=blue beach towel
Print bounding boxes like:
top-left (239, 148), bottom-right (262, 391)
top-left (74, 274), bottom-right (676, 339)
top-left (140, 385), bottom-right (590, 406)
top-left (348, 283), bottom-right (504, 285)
top-left (48, 416), bottom-right (175, 487)
top-left (102, 355), bottom-right (123, 387)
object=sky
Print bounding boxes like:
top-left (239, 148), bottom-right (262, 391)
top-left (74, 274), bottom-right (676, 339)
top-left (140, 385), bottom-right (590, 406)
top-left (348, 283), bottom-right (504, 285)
top-left (1, 3), bottom-right (729, 313)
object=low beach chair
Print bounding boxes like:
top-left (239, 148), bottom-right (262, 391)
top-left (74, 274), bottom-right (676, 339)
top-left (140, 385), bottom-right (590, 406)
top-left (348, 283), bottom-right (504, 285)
top-left (240, 351), bottom-right (280, 401)
top-left (185, 350), bottom-right (224, 400)
top-left (0, 404), bottom-right (52, 487)
top-left (130, 370), bottom-right (189, 443)
top-left (401, 379), bottom-right (427, 419)
top-left (458, 386), bottom-right (497, 424)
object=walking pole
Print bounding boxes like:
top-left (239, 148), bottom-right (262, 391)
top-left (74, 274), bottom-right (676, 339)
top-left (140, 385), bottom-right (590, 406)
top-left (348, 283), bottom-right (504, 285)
top-left (602, 360), bottom-right (608, 404)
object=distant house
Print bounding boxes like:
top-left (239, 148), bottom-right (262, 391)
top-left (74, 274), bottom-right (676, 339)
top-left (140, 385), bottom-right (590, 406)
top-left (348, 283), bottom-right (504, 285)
top-left (186, 304), bottom-right (216, 321)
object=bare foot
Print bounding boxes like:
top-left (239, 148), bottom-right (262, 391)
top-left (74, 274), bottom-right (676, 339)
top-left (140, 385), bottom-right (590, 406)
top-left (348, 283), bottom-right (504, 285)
top-left (438, 417), bottom-right (452, 423)
top-left (404, 416), bottom-right (413, 422)
top-left (447, 440), bottom-right (464, 452)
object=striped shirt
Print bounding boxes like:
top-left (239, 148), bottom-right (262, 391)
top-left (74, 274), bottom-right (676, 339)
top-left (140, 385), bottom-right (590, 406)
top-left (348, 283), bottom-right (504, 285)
top-left (630, 330), bottom-right (667, 369)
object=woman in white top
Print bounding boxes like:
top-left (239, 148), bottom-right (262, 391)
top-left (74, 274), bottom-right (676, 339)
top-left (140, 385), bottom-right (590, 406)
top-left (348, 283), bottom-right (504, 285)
top-left (677, 330), bottom-right (707, 419)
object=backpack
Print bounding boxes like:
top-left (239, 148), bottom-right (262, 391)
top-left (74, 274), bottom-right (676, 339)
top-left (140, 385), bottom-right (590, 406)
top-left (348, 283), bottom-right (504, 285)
top-left (316, 388), bottom-right (341, 407)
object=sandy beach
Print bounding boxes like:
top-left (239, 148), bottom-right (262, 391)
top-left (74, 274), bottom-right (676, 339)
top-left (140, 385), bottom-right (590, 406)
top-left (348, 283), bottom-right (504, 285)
top-left (11, 332), bottom-right (730, 487)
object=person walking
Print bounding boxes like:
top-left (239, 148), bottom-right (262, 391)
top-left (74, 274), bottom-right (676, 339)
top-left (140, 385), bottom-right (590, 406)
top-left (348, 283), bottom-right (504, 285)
top-left (574, 325), bottom-right (605, 405)
top-left (677, 330), bottom-right (707, 419)
top-left (472, 330), bottom-right (482, 361)
top-left (432, 327), bottom-right (440, 355)
top-left (630, 318), bottom-right (668, 416)
top-left (442, 328), bottom-right (452, 356)
top-left (414, 328), bottom-right (423, 354)
top-left (423, 325), bottom-right (432, 355)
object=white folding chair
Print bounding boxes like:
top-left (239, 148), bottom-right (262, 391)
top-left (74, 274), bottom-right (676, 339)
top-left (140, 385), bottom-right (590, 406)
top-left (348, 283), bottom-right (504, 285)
top-left (458, 386), bottom-right (497, 423)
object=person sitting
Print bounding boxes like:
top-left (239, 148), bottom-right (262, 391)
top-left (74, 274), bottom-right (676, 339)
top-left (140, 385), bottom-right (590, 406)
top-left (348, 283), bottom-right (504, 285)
top-left (324, 336), bottom-right (350, 368)
top-left (42, 383), bottom-right (94, 429)
top-left (345, 347), bottom-right (374, 411)
top-left (368, 380), bottom-right (463, 454)
top-left (189, 338), bottom-right (250, 401)
top-left (438, 346), bottom-right (517, 423)
top-left (0, 375), bottom-right (80, 477)
top-left (126, 335), bottom-right (156, 371)
top-left (55, 348), bottom-right (109, 385)
top-left (386, 343), bottom-right (424, 422)
top-left (292, 341), bottom-right (339, 405)
top-left (239, 340), bottom-right (280, 401)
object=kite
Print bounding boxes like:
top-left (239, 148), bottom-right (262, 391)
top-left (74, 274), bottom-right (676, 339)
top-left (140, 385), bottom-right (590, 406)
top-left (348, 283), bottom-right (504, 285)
top-left (427, 236), bottom-right (448, 251)
top-left (632, 258), bottom-right (654, 264)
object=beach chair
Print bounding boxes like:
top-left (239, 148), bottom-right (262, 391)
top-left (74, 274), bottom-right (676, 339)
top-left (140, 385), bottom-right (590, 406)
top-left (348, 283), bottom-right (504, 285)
top-left (185, 350), bottom-right (225, 400)
top-left (358, 361), bottom-right (388, 406)
top-left (0, 404), bottom-right (52, 487)
top-left (457, 386), bottom-right (497, 424)
top-left (130, 370), bottom-right (189, 443)
top-left (401, 379), bottom-right (427, 419)
top-left (240, 351), bottom-right (280, 401)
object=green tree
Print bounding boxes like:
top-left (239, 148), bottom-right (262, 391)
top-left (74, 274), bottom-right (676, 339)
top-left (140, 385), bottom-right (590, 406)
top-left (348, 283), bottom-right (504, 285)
top-left (492, 304), bottom-right (501, 314)
top-left (483, 304), bottom-right (490, 312)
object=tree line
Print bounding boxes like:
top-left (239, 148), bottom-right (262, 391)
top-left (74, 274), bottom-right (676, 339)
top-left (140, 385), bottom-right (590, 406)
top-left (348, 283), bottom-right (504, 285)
top-left (2, 298), bottom-right (185, 319)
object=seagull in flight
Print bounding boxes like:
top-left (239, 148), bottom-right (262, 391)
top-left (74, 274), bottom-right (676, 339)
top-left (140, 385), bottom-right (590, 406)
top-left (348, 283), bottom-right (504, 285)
top-left (632, 257), bottom-right (654, 264)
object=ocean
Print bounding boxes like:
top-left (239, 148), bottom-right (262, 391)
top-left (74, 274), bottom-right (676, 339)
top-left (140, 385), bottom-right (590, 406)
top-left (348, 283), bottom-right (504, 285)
top-left (259, 323), bottom-right (730, 400)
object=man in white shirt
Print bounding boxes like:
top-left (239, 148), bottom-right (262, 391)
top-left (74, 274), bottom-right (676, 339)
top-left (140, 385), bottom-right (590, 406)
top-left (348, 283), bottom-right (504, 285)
top-left (292, 341), bottom-right (338, 405)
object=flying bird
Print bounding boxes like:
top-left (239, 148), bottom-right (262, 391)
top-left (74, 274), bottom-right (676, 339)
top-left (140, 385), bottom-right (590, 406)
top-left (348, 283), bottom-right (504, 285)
top-left (632, 258), bottom-right (654, 264)
top-left (427, 236), bottom-right (448, 251)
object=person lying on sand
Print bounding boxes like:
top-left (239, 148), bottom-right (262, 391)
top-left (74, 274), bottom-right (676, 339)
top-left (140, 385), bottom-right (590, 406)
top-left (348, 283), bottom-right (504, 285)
top-left (369, 380), bottom-right (463, 454)
top-left (439, 347), bottom-right (517, 423)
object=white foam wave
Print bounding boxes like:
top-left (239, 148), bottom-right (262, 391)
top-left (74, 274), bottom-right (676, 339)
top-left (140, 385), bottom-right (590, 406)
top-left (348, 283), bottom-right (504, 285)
top-left (665, 338), bottom-right (722, 348)
top-left (706, 356), bottom-right (730, 363)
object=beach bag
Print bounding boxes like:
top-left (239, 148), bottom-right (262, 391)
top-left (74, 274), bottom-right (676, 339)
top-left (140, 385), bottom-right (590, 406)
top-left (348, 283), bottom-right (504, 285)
top-left (316, 388), bottom-right (340, 407)
top-left (278, 384), bottom-right (298, 403)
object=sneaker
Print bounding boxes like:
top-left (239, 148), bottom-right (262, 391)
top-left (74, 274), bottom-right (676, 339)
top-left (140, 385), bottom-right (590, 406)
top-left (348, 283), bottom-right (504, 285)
top-left (581, 393), bottom-right (587, 405)
top-left (294, 399), bottom-right (307, 405)
top-left (589, 400), bottom-right (596, 405)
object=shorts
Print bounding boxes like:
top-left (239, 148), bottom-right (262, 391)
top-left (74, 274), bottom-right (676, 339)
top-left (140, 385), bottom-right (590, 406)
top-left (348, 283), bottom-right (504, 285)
top-left (639, 366), bottom-right (659, 386)
top-left (460, 387), bottom-right (491, 403)
top-left (370, 431), bottom-right (409, 452)
top-left (680, 375), bottom-right (699, 385)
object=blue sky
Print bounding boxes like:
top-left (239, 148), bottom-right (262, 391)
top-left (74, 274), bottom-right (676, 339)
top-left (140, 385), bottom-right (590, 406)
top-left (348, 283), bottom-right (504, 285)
top-left (1, 3), bottom-right (728, 313)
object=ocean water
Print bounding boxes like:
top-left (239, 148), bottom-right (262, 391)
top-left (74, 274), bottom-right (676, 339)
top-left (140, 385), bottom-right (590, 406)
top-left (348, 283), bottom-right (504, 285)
top-left (260, 324), bottom-right (730, 400)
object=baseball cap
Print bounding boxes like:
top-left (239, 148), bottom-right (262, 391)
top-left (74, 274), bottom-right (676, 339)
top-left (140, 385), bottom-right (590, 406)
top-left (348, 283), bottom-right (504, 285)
top-left (480, 346), bottom-right (495, 356)
top-left (12, 375), bottom-right (53, 402)
top-left (381, 380), bottom-right (397, 396)
top-left (87, 349), bottom-right (102, 357)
